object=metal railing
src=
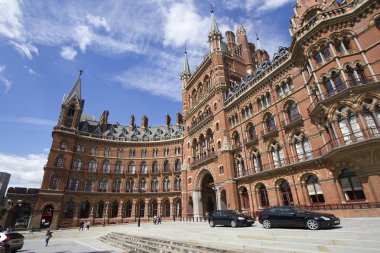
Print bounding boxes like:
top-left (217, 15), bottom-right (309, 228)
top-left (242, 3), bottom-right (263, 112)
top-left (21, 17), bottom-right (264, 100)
top-left (188, 111), bottom-right (212, 133)
top-left (190, 151), bottom-right (217, 167)
top-left (307, 75), bottom-right (379, 114)
top-left (234, 127), bottom-right (380, 178)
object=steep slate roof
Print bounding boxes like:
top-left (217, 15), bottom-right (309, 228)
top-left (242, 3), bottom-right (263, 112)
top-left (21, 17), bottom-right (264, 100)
top-left (78, 120), bottom-right (184, 141)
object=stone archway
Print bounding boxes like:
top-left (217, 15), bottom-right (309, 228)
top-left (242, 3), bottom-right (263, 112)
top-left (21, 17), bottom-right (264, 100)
top-left (192, 170), bottom-right (217, 219)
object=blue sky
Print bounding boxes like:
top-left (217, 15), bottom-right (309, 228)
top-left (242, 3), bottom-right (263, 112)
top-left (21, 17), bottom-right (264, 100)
top-left (0, 0), bottom-right (296, 188)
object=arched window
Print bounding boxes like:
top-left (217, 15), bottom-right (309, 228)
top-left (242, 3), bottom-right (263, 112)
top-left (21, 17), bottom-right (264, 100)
top-left (258, 185), bottom-right (269, 207)
top-left (240, 188), bottom-right (250, 209)
top-left (84, 180), bottom-right (93, 192)
top-left (68, 178), bottom-right (79, 191)
top-left (252, 151), bottom-right (263, 173)
top-left (162, 199), bottom-right (170, 217)
top-left (104, 147), bottom-right (111, 157)
top-left (50, 176), bottom-right (59, 189)
top-left (163, 177), bottom-right (170, 192)
top-left (152, 162), bottom-right (159, 173)
top-left (99, 180), bottom-right (108, 192)
top-left (151, 200), bottom-right (158, 217)
top-left (247, 124), bottom-right (256, 140)
top-left (102, 161), bottom-right (110, 173)
top-left (270, 142), bottom-right (285, 167)
top-left (338, 107), bottom-right (363, 143)
top-left (321, 46), bottom-right (330, 59)
top-left (59, 141), bottom-right (67, 150)
top-left (64, 200), bottom-right (75, 218)
top-left (332, 71), bottom-right (345, 92)
top-left (286, 101), bottom-right (299, 123)
top-left (175, 177), bottom-right (181, 191)
top-left (124, 201), bottom-right (132, 218)
top-left (305, 175), bottom-right (325, 203)
top-left (362, 101), bottom-right (380, 135)
top-left (110, 201), bottom-right (118, 218)
top-left (79, 200), bottom-right (90, 218)
top-left (174, 199), bottom-right (182, 217)
top-left (140, 162), bottom-right (147, 174)
top-left (339, 169), bottom-right (366, 201)
top-left (175, 160), bottom-right (181, 171)
top-left (56, 156), bottom-right (64, 167)
top-left (73, 158), bottom-right (82, 170)
top-left (126, 179), bottom-right (134, 193)
top-left (139, 179), bottom-right (146, 190)
top-left (96, 201), bottom-right (105, 218)
top-left (265, 114), bottom-right (276, 133)
top-left (279, 180), bottom-right (294, 206)
top-left (128, 162), bottom-right (136, 174)
top-left (322, 76), bottom-right (334, 96)
top-left (112, 180), bottom-right (121, 193)
top-left (115, 162), bottom-right (123, 173)
top-left (293, 132), bottom-right (312, 161)
top-left (355, 64), bottom-right (366, 83)
top-left (89, 160), bottom-right (97, 172)
top-left (164, 161), bottom-right (170, 172)
top-left (151, 178), bottom-right (159, 192)
top-left (136, 200), bottom-right (145, 218)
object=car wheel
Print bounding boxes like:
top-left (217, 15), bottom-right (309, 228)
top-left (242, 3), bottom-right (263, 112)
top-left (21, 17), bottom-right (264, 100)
top-left (231, 220), bottom-right (237, 228)
top-left (262, 219), bottom-right (272, 229)
top-left (209, 220), bottom-right (215, 227)
top-left (306, 219), bottom-right (320, 230)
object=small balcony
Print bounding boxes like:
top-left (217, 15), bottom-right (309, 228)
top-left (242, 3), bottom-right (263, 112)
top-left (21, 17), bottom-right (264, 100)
top-left (261, 126), bottom-right (279, 140)
top-left (190, 151), bottom-right (217, 168)
top-left (281, 113), bottom-right (303, 131)
top-left (230, 142), bottom-right (242, 151)
top-left (308, 75), bottom-right (379, 116)
top-left (243, 135), bottom-right (259, 146)
top-left (188, 111), bottom-right (213, 134)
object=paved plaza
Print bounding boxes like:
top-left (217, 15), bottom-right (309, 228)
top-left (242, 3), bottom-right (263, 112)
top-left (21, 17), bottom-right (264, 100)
top-left (18, 218), bottom-right (380, 253)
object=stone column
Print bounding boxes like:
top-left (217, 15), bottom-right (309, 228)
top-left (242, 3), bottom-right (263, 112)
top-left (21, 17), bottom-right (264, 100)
top-left (192, 190), bottom-right (202, 221)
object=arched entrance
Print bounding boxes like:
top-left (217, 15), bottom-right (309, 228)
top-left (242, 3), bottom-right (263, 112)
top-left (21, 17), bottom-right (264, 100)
top-left (10, 203), bottom-right (32, 230)
top-left (200, 172), bottom-right (216, 217)
top-left (40, 205), bottom-right (54, 229)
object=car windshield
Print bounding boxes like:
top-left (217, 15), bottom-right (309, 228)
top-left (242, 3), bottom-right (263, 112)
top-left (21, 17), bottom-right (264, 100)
top-left (226, 210), bottom-right (241, 215)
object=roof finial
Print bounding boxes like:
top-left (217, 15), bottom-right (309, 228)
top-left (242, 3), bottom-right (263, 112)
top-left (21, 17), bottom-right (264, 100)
top-left (256, 33), bottom-right (262, 50)
top-left (182, 44), bottom-right (191, 75)
top-left (210, 4), bottom-right (219, 33)
top-left (79, 69), bottom-right (83, 77)
top-left (210, 3), bottom-right (214, 13)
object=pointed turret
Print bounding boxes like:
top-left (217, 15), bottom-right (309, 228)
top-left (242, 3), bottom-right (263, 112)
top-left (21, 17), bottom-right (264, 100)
top-left (208, 8), bottom-right (222, 52)
top-left (58, 70), bottom-right (85, 129)
top-left (180, 45), bottom-right (191, 88)
top-left (63, 70), bottom-right (83, 108)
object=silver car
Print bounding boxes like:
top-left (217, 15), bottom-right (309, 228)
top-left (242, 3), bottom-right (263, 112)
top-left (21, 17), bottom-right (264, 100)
top-left (0, 232), bottom-right (24, 253)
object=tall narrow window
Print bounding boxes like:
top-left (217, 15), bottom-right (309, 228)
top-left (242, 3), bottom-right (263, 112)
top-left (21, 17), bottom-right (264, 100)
top-left (89, 160), bottom-right (97, 172)
top-left (84, 180), bottom-right (93, 192)
top-left (259, 185), bottom-right (269, 207)
top-left (73, 158), bottom-right (82, 170)
top-left (279, 180), bottom-right (294, 206)
top-left (141, 162), bottom-right (147, 174)
top-left (252, 152), bottom-right (263, 173)
top-left (128, 162), bottom-right (136, 174)
top-left (50, 176), bottom-right (59, 189)
top-left (339, 169), bottom-right (366, 201)
top-left (102, 161), bottom-right (110, 173)
top-left (305, 175), bottom-right (325, 203)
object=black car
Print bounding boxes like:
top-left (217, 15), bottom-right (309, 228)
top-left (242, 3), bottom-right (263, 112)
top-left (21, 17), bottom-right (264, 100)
top-left (208, 210), bottom-right (255, 228)
top-left (258, 206), bottom-right (340, 230)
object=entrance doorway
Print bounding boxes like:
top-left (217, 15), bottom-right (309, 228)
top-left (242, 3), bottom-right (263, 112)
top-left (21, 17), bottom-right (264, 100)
top-left (40, 205), bottom-right (54, 229)
top-left (201, 173), bottom-right (216, 217)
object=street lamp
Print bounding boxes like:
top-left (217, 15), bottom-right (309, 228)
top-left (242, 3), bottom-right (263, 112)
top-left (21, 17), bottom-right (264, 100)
top-left (135, 187), bottom-right (146, 227)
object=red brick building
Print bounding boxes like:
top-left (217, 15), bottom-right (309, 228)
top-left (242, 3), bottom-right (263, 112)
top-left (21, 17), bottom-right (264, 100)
top-left (7, 0), bottom-right (380, 229)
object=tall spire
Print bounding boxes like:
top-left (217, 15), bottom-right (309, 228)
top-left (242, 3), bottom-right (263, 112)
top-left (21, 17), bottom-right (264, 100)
top-left (256, 33), bottom-right (262, 50)
top-left (210, 5), bottom-right (220, 34)
top-left (63, 69), bottom-right (83, 105)
top-left (183, 44), bottom-right (191, 75)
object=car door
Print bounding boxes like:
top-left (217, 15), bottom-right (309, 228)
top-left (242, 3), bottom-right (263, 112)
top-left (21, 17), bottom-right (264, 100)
top-left (279, 207), bottom-right (305, 228)
top-left (219, 211), bottom-right (230, 226)
top-left (266, 207), bottom-right (282, 227)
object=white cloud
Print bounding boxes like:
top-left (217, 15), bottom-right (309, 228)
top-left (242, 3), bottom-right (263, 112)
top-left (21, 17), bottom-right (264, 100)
top-left (86, 14), bottom-right (111, 32)
top-left (0, 65), bottom-right (11, 92)
top-left (0, 152), bottom-right (47, 188)
top-left (223, 0), bottom-right (295, 12)
top-left (74, 25), bottom-right (93, 53)
top-left (0, 0), bottom-right (23, 39)
top-left (60, 46), bottom-right (77, 61)
top-left (163, 2), bottom-right (209, 48)
top-left (23, 65), bottom-right (39, 76)
top-left (9, 41), bottom-right (39, 59)
top-left (0, 116), bottom-right (56, 126)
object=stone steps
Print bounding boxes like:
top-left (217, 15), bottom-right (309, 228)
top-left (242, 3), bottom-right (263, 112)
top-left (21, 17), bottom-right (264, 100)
top-left (99, 232), bottom-right (243, 253)
top-left (99, 230), bottom-right (380, 253)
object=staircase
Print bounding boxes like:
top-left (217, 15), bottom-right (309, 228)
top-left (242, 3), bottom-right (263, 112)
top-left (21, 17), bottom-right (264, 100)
top-left (99, 232), bottom-right (243, 253)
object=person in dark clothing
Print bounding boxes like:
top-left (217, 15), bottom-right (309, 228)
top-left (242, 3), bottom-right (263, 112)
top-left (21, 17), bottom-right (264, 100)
top-left (79, 221), bottom-right (84, 230)
top-left (45, 230), bottom-right (53, 247)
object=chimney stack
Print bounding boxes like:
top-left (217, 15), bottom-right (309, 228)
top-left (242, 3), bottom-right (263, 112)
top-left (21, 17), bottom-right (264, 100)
top-left (141, 115), bottom-right (148, 130)
top-left (129, 114), bottom-right (136, 131)
top-left (165, 113), bottom-right (171, 128)
top-left (100, 110), bottom-right (109, 132)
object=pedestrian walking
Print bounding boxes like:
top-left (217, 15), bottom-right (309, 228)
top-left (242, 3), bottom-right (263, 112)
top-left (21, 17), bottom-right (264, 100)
top-left (45, 229), bottom-right (53, 247)
top-left (158, 215), bottom-right (161, 224)
top-left (86, 221), bottom-right (90, 230)
top-left (79, 221), bottom-right (84, 230)
top-left (153, 215), bottom-right (157, 225)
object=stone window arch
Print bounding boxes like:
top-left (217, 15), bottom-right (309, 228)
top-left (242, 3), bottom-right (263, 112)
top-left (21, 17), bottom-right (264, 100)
top-left (126, 178), bottom-right (134, 193)
top-left (264, 113), bottom-right (276, 133)
top-left (163, 177), bottom-right (170, 192)
top-left (110, 200), bottom-right (119, 218)
top-left (305, 175), bottom-right (325, 204)
top-left (102, 160), bottom-right (110, 173)
top-left (292, 132), bottom-right (312, 161)
top-left (152, 161), bottom-right (159, 173)
top-left (270, 141), bottom-right (285, 167)
top-left (151, 178), bottom-right (159, 192)
top-left (175, 176), bottom-right (181, 191)
top-left (88, 159), bottom-right (97, 172)
top-left (284, 100), bottom-right (300, 123)
top-left (339, 168), bottom-right (366, 201)
top-left (239, 187), bottom-right (250, 209)
top-left (64, 200), bottom-right (75, 218)
top-left (128, 162), bottom-right (136, 174)
top-left (336, 106), bottom-right (363, 143)
top-left (362, 98), bottom-right (380, 135)
top-left (115, 161), bottom-right (123, 173)
top-left (257, 184), bottom-right (269, 207)
top-left (56, 155), bottom-right (64, 167)
top-left (279, 179), bottom-right (293, 206)
top-left (251, 148), bottom-right (263, 173)
top-left (50, 176), bottom-right (59, 189)
top-left (84, 179), bottom-right (93, 192)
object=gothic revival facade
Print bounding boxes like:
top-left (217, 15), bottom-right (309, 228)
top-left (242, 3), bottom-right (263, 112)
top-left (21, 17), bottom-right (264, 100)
top-left (7, 0), bottom-right (380, 229)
